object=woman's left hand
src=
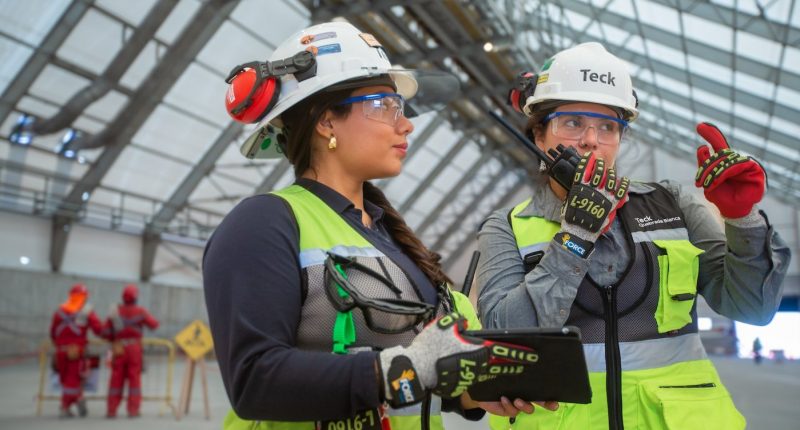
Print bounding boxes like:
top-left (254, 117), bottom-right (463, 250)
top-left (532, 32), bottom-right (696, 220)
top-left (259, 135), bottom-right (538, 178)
top-left (462, 392), bottom-right (559, 417)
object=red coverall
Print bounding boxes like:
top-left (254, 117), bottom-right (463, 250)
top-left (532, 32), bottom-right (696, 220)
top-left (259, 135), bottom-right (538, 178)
top-left (50, 286), bottom-right (103, 414)
top-left (105, 285), bottom-right (159, 418)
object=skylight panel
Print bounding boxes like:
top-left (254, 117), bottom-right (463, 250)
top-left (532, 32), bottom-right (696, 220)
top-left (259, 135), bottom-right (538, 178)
top-left (734, 71), bottom-right (776, 98)
top-left (681, 14), bottom-right (732, 51)
top-left (735, 31), bottom-right (783, 67)
top-left (654, 73), bottom-right (691, 98)
top-left (132, 105), bottom-right (220, 164)
top-left (643, 39), bottom-right (685, 70)
top-left (165, 63), bottom-right (229, 126)
top-left (686, 55), bottom-right (733, 85)
top-left (196, 21), bottom-right (274, 76)
top-left (0, 0), bottom-right (68, 46)
top-left (155, 0), bottom-right (201, 44)
top-left (28, 65), bottom-right (91, 105)
top-left (0, 39), bottom-right (32, 94)
top-left (775, 86), bottom-right (800, 114)
top-left (56, 9), bottom-right (124, 75)
top-left (608, 0), bottom-right (636, 19)
top-left (83, 91), bottom-right (129, 123)
top-left (637, 0), bottom-right (681, 34)
top-left (95, 0), bottom-right (157, 27)
top-left (103, 147), bottom-right (191, 200)
top-left (118, 41), bottom-right (159, 89)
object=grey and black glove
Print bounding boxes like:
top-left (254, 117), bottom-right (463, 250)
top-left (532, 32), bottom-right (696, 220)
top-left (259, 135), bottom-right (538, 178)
top-left (378, 313), bottom-right (537, 408)
top-left (557, 151), bottom-right (629, 258)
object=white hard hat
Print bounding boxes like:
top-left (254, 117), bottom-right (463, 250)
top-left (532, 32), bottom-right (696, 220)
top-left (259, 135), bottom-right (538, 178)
top-left (240, 21), bottom-right (419, 159)
top-left (522, 42), bottom-right (638, 122)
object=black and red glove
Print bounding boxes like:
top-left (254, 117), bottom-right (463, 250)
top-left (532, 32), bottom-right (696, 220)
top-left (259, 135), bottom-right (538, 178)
top-left (694, 122), bottom-right (766, 218)
top-left (558, 152), bottom-right (630, 258)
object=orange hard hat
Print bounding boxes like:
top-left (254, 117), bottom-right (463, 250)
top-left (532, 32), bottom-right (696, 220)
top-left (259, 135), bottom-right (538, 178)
top-left (122, 284), bottom-right (138, 304)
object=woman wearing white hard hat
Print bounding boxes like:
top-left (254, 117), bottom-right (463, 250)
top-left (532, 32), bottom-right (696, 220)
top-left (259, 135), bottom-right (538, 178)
top-left (476, 42), bottom-right (790, 430)
top-left (204, 21), bottom-right (554, 430)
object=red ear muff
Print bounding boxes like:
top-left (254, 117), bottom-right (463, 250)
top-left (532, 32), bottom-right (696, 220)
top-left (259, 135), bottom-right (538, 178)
top-left (225, 66), bottom-right (280, 124)
top-left (507, 71), bottom-right (537, 114)
top-left (224, 51), bottom-right (317, 124)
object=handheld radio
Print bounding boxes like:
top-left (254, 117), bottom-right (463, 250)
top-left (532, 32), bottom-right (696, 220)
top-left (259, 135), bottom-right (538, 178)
top-left (489, 110), bottom-right (580, 192)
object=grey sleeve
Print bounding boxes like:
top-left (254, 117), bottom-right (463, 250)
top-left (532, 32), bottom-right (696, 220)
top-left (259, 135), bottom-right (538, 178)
top-left (476, 210), bottom-right (590, 329)
top-left (663, 181), bottom-right (791, 325)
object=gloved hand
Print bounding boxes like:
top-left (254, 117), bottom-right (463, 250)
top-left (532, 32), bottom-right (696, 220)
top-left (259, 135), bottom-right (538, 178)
top-left (378, 313), bottom-right (538, 408)
top-left (694, 122), bottom-right (766, 218)
top-left (558, 151), bottom-right (630, 258)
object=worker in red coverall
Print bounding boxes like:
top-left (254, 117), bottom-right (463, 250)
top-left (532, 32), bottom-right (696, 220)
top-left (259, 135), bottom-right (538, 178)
top-left (105, 284), bottom-right (159, 418)
top-left (50, 283), bottom-right (103, 418)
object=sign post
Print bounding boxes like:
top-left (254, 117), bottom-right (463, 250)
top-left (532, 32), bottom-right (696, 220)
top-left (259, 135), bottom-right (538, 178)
top-left (174, 320), bottom-right (214, 420)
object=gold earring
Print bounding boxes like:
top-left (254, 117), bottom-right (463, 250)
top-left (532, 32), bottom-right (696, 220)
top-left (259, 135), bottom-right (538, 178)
top-left (328, 135), bottom-right (337, 150)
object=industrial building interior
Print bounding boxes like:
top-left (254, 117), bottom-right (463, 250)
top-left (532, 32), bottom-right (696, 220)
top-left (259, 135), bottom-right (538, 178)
top-left (0, 0), bottom-right (797, 429)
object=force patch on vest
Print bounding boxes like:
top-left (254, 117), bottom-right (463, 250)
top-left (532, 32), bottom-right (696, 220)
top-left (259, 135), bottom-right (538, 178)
top-left (317, 408), bottom-right (382, 430)
top-left (387, 356), bottom-right (423, 408)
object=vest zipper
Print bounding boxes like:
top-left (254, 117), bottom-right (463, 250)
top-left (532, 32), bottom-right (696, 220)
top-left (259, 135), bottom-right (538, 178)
top-left (601, 284), bottom-right (624, 430)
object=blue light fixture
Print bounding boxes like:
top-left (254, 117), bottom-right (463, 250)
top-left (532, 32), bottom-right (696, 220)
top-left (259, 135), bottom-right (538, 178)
top-left (9, 114), bottom-right (35, 146)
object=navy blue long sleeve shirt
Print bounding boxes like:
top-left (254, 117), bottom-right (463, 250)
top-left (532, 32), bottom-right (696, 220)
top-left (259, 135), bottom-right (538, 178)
top-left (203, 179), bottom-right (442, 421)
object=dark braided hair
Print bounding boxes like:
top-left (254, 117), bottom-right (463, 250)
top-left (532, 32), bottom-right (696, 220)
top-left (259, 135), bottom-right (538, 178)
top-left (279, 80), bottom-right (454, 288)
top-left (363, 182), bottom-right (453, 287)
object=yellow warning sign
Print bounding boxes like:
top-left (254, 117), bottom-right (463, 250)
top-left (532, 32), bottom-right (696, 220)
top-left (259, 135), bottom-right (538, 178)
top-left (174, 320), bottom-right (214, 360)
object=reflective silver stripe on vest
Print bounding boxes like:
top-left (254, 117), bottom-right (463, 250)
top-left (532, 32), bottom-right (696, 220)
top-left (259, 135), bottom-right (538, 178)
top-left (387, 396), bottom-right (442, 416)
top-left (517, 242), bottom-right (549, 260)
top-left (583, 333), bottom-right (707, 372)
top-left (299, 246), bottom-right (385, 268)
top-left (55, 310), bottom-right (82, 336)
top-left (631, 227), bottom-right (689, 243)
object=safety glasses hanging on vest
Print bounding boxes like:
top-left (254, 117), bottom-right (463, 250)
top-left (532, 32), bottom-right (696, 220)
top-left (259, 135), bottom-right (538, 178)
top-left (335, 92), bottom-right (406, 127)
top-left (324, 252), bottom-right (435, 335)
top-left (544, 111), bottom-right (629, 145)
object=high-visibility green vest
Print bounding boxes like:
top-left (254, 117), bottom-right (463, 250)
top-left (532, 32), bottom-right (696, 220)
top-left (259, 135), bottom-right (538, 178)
top-left (489, 184), bottom-right (744, 430)
top-left (223, 184), bottom-right (480, 430)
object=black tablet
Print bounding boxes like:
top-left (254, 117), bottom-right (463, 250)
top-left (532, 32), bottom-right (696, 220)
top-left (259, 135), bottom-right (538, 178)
top-left (465, 326), bottom-right (592, 404)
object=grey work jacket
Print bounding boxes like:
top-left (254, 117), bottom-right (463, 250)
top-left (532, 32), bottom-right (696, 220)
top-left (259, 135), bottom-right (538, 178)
top-left (477, 174), bottom-right (791, 329)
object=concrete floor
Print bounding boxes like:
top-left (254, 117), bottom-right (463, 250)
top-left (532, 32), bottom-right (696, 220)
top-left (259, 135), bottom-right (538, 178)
top-left (0, 355), bottom-right (797, 429)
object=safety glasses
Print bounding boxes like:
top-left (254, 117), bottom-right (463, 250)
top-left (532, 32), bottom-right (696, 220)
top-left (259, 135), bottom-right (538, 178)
top-left (336, 92), bottom-right (406, 127)
top-left (544, 111), bottom-right (628, 144)
top-left (324, 253), bottom-right (435, 334)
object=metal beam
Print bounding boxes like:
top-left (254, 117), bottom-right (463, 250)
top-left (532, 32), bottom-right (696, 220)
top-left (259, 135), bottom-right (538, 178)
top-left (429, 166), bottom-right (508, 252)
top-left (557, 0), bottom-right (800, 91)
top-left (415, 153), bottom-right (486, 236)
top-left (442, 175), bottom-right (525, 270)
top-left (254, 159), bottom-right (292, 195)
top-left (376, 108), bottom-right (446, 189)
top-left (33, 0), bottom-right (179, 135)
top-left (398, 136), bottom-right (469, 214)
top-left (140, 121), bottom-right (243, 280)
top-left (49, 0), bottom-right (241, 272)
top-left (0, 0), bottom-right (93, 126)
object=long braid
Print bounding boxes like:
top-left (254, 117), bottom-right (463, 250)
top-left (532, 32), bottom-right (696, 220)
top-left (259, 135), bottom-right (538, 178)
top-left (363, 182), bottom-right (453, 287)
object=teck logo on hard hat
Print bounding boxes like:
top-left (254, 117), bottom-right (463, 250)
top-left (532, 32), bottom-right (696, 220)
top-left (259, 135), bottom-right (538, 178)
top-left (580, 69), bottom-right (616, 86)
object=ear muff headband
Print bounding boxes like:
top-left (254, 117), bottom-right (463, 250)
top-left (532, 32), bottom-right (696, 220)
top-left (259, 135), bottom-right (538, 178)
top-left (225, 50), bottom-right (317, 124)
top-left (507, 71), bottom-right (537, 114)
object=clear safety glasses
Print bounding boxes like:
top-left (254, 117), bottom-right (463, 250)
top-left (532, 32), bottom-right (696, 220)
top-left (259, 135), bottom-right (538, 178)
top-left (324, 253), bottom-right (435, 334)
top-left (544, 111), bottom-right (629, 145)
top-left (336, 92), bottom-right (406, 127)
